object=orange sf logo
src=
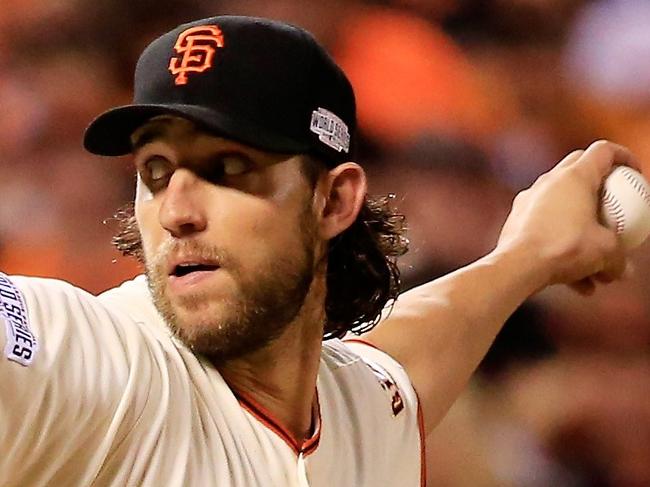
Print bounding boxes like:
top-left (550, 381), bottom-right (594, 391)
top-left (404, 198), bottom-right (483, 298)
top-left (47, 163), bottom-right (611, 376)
top-left (169, 25), bottom-right (225, 86)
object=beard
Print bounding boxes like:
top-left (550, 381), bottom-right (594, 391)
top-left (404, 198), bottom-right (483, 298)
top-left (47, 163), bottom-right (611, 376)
top-left (144, 212), bottom-right (318, 363)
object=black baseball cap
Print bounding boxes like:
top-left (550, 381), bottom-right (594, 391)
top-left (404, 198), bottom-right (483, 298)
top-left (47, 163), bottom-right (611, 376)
top-left (84, 16), bottom-right (357, 165)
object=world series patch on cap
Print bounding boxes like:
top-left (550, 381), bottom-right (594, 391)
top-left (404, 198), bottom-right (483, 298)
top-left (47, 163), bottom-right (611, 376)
top-left (84, 16), bottom-right (357, 165)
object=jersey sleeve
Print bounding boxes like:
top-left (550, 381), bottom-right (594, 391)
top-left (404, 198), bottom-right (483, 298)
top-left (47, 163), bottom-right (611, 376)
top-left (343, 338), bottom-right (420, 415)
top-left (0, 273), bottom-right (164, 485)
top-left (339, 338), bottom-right (426, 486)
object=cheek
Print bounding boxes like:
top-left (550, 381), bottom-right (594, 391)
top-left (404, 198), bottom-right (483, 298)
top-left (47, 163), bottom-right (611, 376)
top-left (222, 200), bottom-right (284, 244)
top-left (216, 191), bottom-right (311, 257)
top-left (135, 175), bottom-right (153, 202)
top-left (134, 176), bottom-right (167, 256)
top-left (135, 200), bottom-right (162, 258)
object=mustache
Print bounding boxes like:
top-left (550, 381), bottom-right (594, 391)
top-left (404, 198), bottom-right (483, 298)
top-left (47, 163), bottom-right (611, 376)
top-left (148, 238), bottom-right (232, 272)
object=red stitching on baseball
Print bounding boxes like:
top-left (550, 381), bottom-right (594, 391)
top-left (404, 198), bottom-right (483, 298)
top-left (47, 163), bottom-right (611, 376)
top-left (602, 189), bottom-right (625, 235)
top-left (619, 167), bottom-right (650, 207)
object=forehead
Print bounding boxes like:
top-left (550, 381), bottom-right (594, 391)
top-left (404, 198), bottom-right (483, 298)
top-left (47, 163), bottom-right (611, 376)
top-left (130, 115), bottom-right (207, 150)
top-left (130, 115), bottom-right (302, 170)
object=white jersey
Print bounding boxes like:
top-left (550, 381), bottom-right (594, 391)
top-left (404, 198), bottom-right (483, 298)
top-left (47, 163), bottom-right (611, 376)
top-left (0, 274), bottom-right (424, 486)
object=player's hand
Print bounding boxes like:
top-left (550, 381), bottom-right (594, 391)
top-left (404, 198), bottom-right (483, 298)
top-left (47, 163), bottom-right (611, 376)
top-left (495, 140), bottom-right (639, 295)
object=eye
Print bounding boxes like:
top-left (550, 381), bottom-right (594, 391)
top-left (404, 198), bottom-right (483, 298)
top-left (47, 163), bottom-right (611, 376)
top-left (147, 157), bottom-right (172, 181)
top-left (137, 155), bottom-right (173, 191)
top-left (222, 155), bottom-right (251, 176)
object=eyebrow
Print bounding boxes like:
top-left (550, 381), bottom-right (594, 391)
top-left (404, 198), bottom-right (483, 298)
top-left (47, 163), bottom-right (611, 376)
top-left (130, 122), bottom-right (290, 167)
top-left (131, 125), bottom-right (169, 152)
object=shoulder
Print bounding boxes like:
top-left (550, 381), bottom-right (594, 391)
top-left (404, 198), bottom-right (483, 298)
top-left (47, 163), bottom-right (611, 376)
top-left (314, 339), bottom-right (425, 486)
top-left (0, 274), bottom-right (206, 485)
top-left (320, 338), bottom-right (418, 418)
top-left (323, 337), bottom-right (411, 386)
top-left (98, 274), bottom-right (154, 316)
top-left (0, 273), bottom-right (172, 371)
top-left (4, 273), bottom-right (118, 338)
top-left (98, 274), bottom-right (170, 334)
top-left (319, 337), bottom-right (363, 368)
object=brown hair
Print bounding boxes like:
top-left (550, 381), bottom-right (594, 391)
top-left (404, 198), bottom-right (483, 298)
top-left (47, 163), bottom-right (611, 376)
top-left (111, 157), bottom-right (408, 339)
top-left (321, 193), bottom-right (408, 338)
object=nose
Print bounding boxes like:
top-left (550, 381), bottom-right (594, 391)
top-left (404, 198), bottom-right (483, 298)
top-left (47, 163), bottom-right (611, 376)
top-left (158, 168), bottom-right (208, 238)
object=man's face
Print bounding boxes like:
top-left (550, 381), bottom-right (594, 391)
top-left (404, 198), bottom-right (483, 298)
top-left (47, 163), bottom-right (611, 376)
top-left (132, 116), bottom-right (321, 361)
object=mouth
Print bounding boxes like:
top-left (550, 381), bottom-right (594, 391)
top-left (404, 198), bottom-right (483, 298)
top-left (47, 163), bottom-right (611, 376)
top-left (171, 262), bottom-right (220, 278)
top-left (166, 259), bottom-right (222, 292)
top-left (162, 246), bottom-right (227, 295)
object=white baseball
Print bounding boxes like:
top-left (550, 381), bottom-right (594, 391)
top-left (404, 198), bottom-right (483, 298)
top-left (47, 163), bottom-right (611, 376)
top-left (599, 165), bottom-right (650, 250)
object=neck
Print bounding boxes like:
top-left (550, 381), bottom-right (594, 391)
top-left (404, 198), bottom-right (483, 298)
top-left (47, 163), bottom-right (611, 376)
top-left (218, 277), bottom-right (326, 445)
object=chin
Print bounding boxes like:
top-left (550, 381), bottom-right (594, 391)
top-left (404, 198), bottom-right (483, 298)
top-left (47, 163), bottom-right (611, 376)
top-left (170, 297), bottom-right (230, 333)
top-left (165, 300), bottom-right (254, 357)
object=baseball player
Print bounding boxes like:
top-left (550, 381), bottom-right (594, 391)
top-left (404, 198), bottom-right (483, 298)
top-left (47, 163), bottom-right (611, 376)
top-left (0, 16), bottom-right (633, 486)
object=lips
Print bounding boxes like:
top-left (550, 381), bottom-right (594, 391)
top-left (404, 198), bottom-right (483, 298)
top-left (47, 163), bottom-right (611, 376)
top-left (165, 254), bottom-right (222, 292)
top-left (171, 262), bottom-right (220, 277)
top-left (166, 259), bottom-right (222, 293)
top-left (167, 255), bottom-right (221, 277)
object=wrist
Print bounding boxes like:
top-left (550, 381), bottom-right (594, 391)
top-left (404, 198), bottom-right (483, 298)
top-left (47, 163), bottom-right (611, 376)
top-left (486, 239), bottom-right (554, 296)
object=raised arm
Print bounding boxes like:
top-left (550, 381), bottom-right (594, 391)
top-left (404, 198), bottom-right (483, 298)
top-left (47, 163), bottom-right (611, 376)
top-left (364, 141), bottom-right (638, 434)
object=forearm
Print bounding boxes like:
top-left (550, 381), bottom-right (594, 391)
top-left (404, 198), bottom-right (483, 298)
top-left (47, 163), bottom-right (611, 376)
top-left (365, 244), bottom-right (549, 433)
top-left (363, 141), bottom-right (635, 434)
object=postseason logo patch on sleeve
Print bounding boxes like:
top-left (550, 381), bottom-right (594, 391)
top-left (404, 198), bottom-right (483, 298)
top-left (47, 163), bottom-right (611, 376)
top-left (0, 273), bottom-right (37, 366)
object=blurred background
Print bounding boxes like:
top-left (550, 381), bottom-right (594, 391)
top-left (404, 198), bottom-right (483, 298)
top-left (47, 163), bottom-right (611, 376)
top-left (1, 0), bottom-right (649, 485)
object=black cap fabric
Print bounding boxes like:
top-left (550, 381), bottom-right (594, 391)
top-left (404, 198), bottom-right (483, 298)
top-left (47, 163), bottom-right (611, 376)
top-left (84, 16), bottom-right (356, 165)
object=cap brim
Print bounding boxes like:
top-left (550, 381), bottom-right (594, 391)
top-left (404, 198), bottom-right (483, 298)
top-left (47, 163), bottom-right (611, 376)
top-left (83, 103), bottom-right (310, 156)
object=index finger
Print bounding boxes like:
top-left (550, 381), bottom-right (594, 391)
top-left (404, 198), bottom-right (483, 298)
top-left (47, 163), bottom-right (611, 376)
top-left (575, 140), bottom-right (640, 188)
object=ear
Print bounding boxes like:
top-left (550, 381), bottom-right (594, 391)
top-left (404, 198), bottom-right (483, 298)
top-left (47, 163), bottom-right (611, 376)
top-left (316, 162), bottom-right (367, 240)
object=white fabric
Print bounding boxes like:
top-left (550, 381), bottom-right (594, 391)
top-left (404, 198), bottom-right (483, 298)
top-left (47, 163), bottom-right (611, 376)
top-left (0, 275), bottom-right (422, 486)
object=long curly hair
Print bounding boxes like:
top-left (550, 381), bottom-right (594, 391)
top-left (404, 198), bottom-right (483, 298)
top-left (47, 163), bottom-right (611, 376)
top-left (111, 157), bottom-right (408, 339)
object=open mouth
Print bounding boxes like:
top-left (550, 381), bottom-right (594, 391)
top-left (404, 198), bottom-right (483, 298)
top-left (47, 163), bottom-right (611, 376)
top-left (171, 263), bottom-right (219, 277)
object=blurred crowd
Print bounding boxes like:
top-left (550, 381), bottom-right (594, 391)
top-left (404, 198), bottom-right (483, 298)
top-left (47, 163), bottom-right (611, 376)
top-left (1, 0), bottom-right (649, 485)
